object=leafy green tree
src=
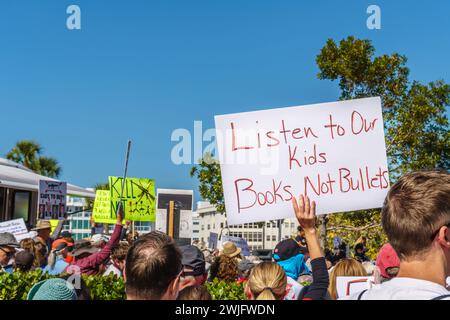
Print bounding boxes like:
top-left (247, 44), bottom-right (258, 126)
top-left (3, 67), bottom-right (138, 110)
top-left (191, 36), bottom-right (449, 257)
top-left (190, 153), bottom-right (225, 214)
top-left (316, 36), bottom-right (449, 258)
top-left (6, 140), bottom-right (62, 178)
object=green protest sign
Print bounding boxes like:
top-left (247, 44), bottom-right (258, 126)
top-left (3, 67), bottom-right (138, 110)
top-left (109, 176), bottom-right (156, 222)
top-left (92, 190), bottom-right (117, 224)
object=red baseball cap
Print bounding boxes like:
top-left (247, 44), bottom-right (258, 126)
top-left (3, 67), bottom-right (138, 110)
top-left (376, 243), bottom-right (400, 279)
top-left (51, 238), bottom-right (74, 250)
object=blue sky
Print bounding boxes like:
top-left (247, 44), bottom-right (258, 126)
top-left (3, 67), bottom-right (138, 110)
top-left (0, 0), bottom-right (449, 206)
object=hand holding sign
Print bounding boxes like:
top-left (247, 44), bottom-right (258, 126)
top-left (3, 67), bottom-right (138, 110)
top-left (116, 201), bottom-right (124, 224)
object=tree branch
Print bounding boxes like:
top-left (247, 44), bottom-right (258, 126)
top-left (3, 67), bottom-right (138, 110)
top-left (326, 223), bottom-right (381, 232)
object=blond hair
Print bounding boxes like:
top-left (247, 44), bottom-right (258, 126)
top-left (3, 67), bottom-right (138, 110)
top-left (246, 262), bottom-right (287, 300)
top-left (328, 258), bottom-right (367, 300)
top-left (19, 238), bottom-right (41, 268)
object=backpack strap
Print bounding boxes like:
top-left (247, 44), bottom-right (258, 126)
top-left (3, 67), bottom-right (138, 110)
top-left (357, 289), bottom-right (368, 300)
top-left (431, 294), bottom-right (450, 300)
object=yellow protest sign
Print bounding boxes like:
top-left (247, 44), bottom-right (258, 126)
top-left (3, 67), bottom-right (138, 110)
top-left (109, 176), bottom-right (156, 222)
top-left (49, 220), bottom-right (59, 233)
top-left (92, 190), bottom-right (118, 224)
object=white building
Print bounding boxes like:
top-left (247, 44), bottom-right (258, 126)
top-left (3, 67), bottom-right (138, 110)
top-left (196, 201), bottom-right (299, 252)
top-left (192, 210), bottom-right (200, 241)
top-left (63, 195), bottom-right (92, 240)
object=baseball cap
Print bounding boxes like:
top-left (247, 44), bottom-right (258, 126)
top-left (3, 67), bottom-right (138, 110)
top-left (180, 245), bottom-right (206, 276)
top-left (52, 238), bottom-right (74, 251)
top-left (376, 243), bottom-right (400, 279)
top-left (273, 239), bottom-right (302, 261)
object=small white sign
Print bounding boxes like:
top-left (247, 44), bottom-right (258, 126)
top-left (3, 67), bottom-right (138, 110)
top-left (0, 218), bottom-right (29, 241)
top-left (336, 276), bottom-right (375, 299)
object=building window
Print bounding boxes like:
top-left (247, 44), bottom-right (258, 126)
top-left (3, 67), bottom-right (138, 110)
top-left (220, 223), bottom-right (224, 228)
top-left (272, 235), bottom-right (276, 241)
top-left (207, 224), bottom-right (210, 230)
top-left (266, 235), bottom-right (270, 241)
top-left (201, 225), bottom-right (204, 231)
top-left (291, 223), bottom-right (295, 228)
top-left (284, 223), bottom-right (289, 228)
top-left (12, 191), bottom-right (30, 222)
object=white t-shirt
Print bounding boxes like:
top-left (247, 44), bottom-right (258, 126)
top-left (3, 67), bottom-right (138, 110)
top-left (341, 277), bottom-right (450, 300)
top-left (284, 276), bottom-right (304, 300)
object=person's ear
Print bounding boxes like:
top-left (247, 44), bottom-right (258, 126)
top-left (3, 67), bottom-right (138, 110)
top-left (178, 276), bottom-right (195, 291)
top-left (166, 275), bottom-right (181, 300)
top-left (437, 226), bottom-right (450, 248)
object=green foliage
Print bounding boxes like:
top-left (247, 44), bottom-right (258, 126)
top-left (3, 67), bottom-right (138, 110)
top-left (190, 152), bottom-right (225, 213)
top-left (316, 36), bottom-right (449, 177)
top-left (326, 210), bottom-right (388, 259)
top-left (83, 273), bottom-right (126, 300)
top-left (0, 270), bottom-right (125, 300)
top-left (205, 278), bottom-right (246, 300)
top-left (316, 36), bottom-right (449, 254)
top-left (0, 269), bottom-right (52, 300)
top-left (190, 36), bottom-right (449, 256)
top-left (6, 140), bottom-right (62, 178)
top-left (1, 270), bottom-right (245, 300)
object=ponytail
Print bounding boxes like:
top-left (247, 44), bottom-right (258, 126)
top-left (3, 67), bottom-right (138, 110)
top-left (256, 287), bottom-right (276, 300)
top-left (246, 262), bottom-right (287, 301)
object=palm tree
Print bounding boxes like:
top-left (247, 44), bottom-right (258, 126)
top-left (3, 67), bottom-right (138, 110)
top-left (6, 140), bottom-right (62, 178)
top-left (6, 140), bottom-right (41, 169)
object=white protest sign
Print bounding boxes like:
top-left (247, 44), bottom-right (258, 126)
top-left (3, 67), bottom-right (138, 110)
top-left (155, 189), bottom-right (193, 239)
top-left (335, 276), bottom-right (375, 299)
top-left (38, 180), bottom-right (67, 220)
top-left (0, 218), bottom-right (29, 241)
top-left (215, 97), bottom-right (389, 225)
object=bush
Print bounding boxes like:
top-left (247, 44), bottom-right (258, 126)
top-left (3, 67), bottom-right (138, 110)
top-left (83, 273), bottom-right (126, 300)
top-left (1, 270), bottom-right (245, 300)
top-left (0, 269), bottom-right (53, 300)
top-left (205, 278), bottom-right (246, 300)
top-left (0, 270), bottom-right (125, 300)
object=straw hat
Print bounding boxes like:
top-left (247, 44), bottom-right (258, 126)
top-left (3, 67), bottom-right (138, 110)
top-left (221, 241), bottom-right (241, 258)
top-left (32, 220), bottom-right (52, 231)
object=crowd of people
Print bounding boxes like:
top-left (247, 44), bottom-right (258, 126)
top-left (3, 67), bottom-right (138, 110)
top-left (0, 170), bottom-right (449, 300)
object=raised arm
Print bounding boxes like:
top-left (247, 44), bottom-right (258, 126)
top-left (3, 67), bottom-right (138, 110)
top-left (292, 195), bottom-right (322, 260)
top-left (292, 194), bottom-right (329, 300)
top-left (83, 205), bottom-right (124, 268)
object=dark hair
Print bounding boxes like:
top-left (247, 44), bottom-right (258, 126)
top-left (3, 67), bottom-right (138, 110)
top-left (381, 170), bottom-right (450, 259)
top-left (125, 231), bottom-right (182, 300)
top-left (111, 242), bottom-right (129, 262)
top-left (177, 285), bottom-right (212, 300)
